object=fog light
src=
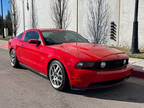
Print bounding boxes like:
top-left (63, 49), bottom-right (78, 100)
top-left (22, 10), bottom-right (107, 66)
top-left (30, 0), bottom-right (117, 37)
top-left (123, 59), bottom-right (127, 64)
top-left (100, 62), bottom-right (106, 68)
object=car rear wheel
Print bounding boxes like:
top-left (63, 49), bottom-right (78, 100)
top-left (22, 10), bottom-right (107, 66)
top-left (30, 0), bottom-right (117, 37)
top-left (10, 49), bottom-right (19, 68)
top-left (49, 60), bottom-right (69, 91)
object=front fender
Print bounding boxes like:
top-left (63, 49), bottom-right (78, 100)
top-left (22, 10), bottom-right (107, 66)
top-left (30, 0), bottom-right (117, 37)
top-left (44, 52), bottom-right (78, 81)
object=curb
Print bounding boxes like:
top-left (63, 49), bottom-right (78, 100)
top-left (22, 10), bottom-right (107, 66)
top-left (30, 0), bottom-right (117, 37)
top-left (132, 69), bottom-right (144, 79)
top-left (0, 43), bottom-right (8, 48)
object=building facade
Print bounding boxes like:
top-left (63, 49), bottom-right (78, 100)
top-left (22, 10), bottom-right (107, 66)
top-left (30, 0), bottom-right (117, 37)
top-left (15, 0), bottom-right (144, 48)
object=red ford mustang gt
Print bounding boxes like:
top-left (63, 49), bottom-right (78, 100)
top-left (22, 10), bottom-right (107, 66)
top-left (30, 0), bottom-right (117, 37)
top-left (8, 29), bottom-right (133, 91)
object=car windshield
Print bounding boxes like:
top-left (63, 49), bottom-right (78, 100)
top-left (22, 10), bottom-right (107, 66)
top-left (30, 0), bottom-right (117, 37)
top-left (41, 31), bottom-right (89, 45)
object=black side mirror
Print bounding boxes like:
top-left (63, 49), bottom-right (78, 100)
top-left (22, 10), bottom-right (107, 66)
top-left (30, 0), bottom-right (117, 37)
top-left (28, 39), bottom-right (41, 46)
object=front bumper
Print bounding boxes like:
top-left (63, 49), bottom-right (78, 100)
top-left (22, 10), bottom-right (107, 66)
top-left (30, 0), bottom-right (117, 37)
top-left (69, 64), bottom-right (133, 89)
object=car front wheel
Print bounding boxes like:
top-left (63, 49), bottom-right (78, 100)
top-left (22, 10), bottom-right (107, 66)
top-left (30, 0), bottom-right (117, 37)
top-left (10, 49), bottom-right (19, 68)
top-left (49, 60), bottom-right (69, 91)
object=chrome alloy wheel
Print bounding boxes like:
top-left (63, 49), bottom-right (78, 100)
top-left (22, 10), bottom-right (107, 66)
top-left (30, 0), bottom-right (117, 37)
top-left (10, 50), bottom-right (16, 66)
top-left (49, 63), bottom-right (63, 89)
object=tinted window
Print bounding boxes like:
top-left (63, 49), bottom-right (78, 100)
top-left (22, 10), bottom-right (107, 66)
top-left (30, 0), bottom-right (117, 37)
top-left (41, 31), bottom-right (89, 45)
top-left (17, 33), bottom-right (23, 39)
top-left (24, 31), bottom-right (40, 42)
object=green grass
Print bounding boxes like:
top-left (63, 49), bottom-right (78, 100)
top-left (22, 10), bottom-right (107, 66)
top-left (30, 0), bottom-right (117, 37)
top-left (0, 36), bottom-right (11, 41)
top-left (111, 47), bottom-right (144, 59)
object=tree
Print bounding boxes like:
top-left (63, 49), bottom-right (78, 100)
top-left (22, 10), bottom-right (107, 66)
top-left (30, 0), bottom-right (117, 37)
top-left (9, 0), bottom-right (20, 36)
top-left (1, 0), bottom-right (4, 38)
top-left (4, 11), bottom-right (13, 35)
top-left (87, 0), bottom-right (110, 44)
top-left (0, 16), bottom-right (3, 35)
top-left (31, 0), bottom-right (38, 28)
top-left (51, 0), bottom-right (71, 29)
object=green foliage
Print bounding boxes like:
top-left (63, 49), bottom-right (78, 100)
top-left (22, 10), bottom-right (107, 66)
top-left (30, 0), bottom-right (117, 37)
top-left (111, 46), bottom-right (144, 59)
top-left (0, 35), bottom-right (11, 41)
top-left (4, 11), bottom-right (13, 36)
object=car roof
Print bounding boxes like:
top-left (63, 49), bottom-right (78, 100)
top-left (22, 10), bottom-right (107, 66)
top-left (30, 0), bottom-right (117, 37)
top-left (26, 28), bottom-right (73, 32)
top-left (39, 28), bottom-right (66, 31)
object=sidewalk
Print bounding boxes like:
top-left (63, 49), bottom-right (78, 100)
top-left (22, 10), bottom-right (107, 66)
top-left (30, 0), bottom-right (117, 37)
top-left (129, 58), bottom-right (144, 79)
top-left (0, 39), bottom-right (144, 79)
top-left (0, 40), bottom-right (8, 48)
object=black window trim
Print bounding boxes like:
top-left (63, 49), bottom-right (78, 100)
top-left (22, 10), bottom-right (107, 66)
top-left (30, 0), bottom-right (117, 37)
top-left (17, 33), bottom-right (23, 39)
top-left (23, 30), bottom-right (43, 45)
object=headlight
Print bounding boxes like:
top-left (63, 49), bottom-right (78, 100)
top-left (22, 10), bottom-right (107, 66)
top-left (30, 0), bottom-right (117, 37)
top-left (76, 62), bottom-right (95, 69)
top-left (100, 62), bottom-right (106, 68)
top-left (76, 62), bottom-right (84, 68)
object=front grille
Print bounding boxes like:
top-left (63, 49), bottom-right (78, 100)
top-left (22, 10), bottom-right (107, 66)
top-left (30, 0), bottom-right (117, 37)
top-left (103, 59), bottom-right (128, 70)
top-left (92, 59), bottom-right (129, 70)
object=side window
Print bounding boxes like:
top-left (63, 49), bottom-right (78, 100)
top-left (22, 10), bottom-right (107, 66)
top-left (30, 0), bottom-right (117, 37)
top-left (17, 33), bottom-right (23, 39)
top-left (23, 31), bottom-right (40, 42)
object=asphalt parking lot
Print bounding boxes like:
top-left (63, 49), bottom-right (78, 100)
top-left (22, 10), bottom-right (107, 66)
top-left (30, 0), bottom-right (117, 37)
top-left (0, 48), bottom-right (144, 108)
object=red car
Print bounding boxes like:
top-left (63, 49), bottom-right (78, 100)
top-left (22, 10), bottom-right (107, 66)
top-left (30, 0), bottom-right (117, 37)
top-left (8, 29), bottom-right (133, 91)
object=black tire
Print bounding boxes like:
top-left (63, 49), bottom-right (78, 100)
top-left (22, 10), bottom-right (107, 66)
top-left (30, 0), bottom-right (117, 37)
top-left (48, 60), bottom-right (70, 91)
top-left (10, 49), bottom-right (19, 68)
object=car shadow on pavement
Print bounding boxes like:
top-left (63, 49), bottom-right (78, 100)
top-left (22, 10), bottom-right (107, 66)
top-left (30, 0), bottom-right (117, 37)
top-left (18, 64), bottom-right (48, 79)
top-left (14, 64), bottom-right (144, 103)
top-left (68, 80), bottom-right (144, 103)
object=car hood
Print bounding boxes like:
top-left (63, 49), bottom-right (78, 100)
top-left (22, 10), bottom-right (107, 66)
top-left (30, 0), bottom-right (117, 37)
top-left (50, 43), bottom-right (126, 61)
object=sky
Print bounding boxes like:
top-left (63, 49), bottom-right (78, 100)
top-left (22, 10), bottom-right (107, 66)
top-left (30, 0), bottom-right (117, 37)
top-left (0, 0), bottom-right (10, 19)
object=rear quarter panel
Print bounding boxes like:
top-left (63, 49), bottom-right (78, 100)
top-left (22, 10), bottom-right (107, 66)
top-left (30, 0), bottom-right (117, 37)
top-left (8, 38), bottom-right (17, 52)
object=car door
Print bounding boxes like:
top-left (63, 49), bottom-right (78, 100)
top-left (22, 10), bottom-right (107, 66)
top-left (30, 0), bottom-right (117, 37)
top-left (15, 33), bottom-right (24, 62)
top-left (20, 30), bottom-right (44, 72)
